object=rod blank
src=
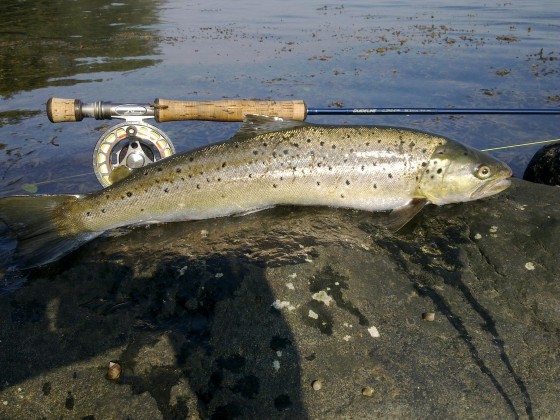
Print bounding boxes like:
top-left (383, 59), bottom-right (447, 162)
top-left (307, 108), bottom-right (560, 116)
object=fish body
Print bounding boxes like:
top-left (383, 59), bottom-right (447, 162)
top-left (0, 115), bottom-right (512, 267)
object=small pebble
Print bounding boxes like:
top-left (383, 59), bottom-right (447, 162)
top-left (362, 386), bottom-right (374, 397)
top-left (525, 262), bottom-right (535, 271)
top-left (312, 380), bottom-right (323, 391)
top-left (367, 326), bottom-right (380, 338)
top-left (106, 361), bottom-right (122, 380)
top-left (422, 312), bottom-right (435, 321)
top-left (308, 309), bottom-right (319, 319)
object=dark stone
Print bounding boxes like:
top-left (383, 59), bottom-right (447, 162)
top-left (523, 142), bottom-right (560, 185)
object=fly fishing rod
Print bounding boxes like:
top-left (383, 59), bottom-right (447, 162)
top-left (47, 97), bottom-right (559, 186)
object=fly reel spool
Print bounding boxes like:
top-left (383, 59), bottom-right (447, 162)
top-left (93, 122), bottom-right (174, 187)
top-left (47, 98), bottom-right (176, 187)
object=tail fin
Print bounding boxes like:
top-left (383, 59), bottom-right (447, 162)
top-left (0, 195), bottom-right (100, 268)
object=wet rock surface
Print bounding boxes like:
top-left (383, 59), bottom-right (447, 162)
top-left (1, 178), bottom-right (560, 419)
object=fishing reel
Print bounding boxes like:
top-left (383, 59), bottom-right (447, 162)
top-left (47, 98), bottom-right (175, 187)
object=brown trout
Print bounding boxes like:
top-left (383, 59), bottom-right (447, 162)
top-left (0, 115), bottom-right (511, 267)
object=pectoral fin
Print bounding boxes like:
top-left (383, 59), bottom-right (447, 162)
top-left (383, 198), bottom-right (428, 232)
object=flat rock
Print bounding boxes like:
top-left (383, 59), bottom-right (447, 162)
top-left (1, 179), bottom-right (559, 419)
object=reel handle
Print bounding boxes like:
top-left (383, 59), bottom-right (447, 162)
top-left (153, 98), bottom-right (308, 122)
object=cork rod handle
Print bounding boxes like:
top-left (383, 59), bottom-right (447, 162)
top-left (154, 99), bottom-right (307, 122)
top-left (46, 98), bottom-right (83, 123)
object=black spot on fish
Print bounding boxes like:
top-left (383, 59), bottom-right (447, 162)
top-left (253, 150), bottom-right (259, 155)
top-left (292, 142), bottom-right (299, 148)
top-left (196, 184), bottom-right (201, 189)
top-left (263, 142), bottom-right (268, 147)
top-left (347, 134), bottom-right (351, 139)
top-left (409, 141), bottom-right (415, 147)
top-left (317, 181), bottom-right (321, 186)
top-left (157, 167), bottom-right (162, 172)
top-left (86, 211), bottom-right (91, 217)
top-left (273, 184), bottom-right (278, 188)
top-left (143, 171), bottom-right (149, 176)
top-left (280, 176), bottom-right (284, 181)
top-left (328, 166), bottom-right (333, 171)
top-left (101, 209), bottom-right (106, 213)
top-left (437, 168), bottom-right (443, 174)
top-left (332, 144), bottom-right (336, 150)
top-left (199, 171), bottom-right (204, 175)
top-left (141, 208), bottom-right (144, 212)
top-left (374, 184), bottom-right (377, 189)
top-left (307, 138), bottom-right (312, 143)
top-left (340, 194), bottom-right (345, 198)
top-left (426, 169), bottom-right (430, 173)
top-left (207, 178), bottom-right (211, 183)
top-left (164, 188), bottom-right (169, 193)
top-left (218, 178), bottom-right (222, 182)
top-left (320, 141), bottom-right (325, 146)
top-left (366, 142), bottom-right (370, 146)
top-left (388, 173), bottom-right (393, 178)
top-left (222, 162), bottom-right (227, 168)
top-left (317, 162), bottom-right (322, 167)
top-left (350, 148), bottom-right (354, 153)
top-left (106, 195), bottom-right (110, 200)
top-left (189, 157), bottom-right (194, 162)
top-left (421, 162), bottom-right (427, 167)
top-left (120, 196), bottom-right (125, 200)
top-left (176, 168), bottom-right (182, 173)
top-left (283, 149), bottom-right (289, 155)
top-left (126, 192), bottom-right (132, 197)
top-left (181, 177), bottom-right (185, 181)
top-left (346, 180), bottom-right (350, 185)
top-left (431, 175), bottom-right (435, 179)
top-left (361, 165), bottom-right (365, 171)
top-left (188, 174), bottom-right (192, 178)
top-left (378, 139), bottom-right (382, 143)
top-left (422, 148), bottom-right (427, 153)
top-left (249, 174), bottom-right (253, 178)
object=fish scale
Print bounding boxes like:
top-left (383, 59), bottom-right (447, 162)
top-left (0, 115), bottom-right (512, 268)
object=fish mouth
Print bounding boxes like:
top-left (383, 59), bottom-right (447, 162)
top-left (470, 175), bottom-right (512, 199)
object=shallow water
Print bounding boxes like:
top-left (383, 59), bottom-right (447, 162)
top-left (0, 0), bottom-right (557, 197)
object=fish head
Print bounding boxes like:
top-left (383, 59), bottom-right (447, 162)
top-left (418, 140), bottom-right (512, 206)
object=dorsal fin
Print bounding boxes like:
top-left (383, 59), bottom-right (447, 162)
top-left (230, 114), bottom-right (310, 141)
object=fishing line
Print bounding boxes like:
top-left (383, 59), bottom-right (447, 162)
top-left (481, 138), bottom-right (560, 152)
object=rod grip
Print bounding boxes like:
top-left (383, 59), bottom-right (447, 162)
top-left (154, 99), bottom-right (307, 122)
top-left (46, 98), bottom-right (83, 123)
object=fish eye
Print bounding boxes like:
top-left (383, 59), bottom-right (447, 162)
top-left (475, 164), bottom-right (492, 179)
